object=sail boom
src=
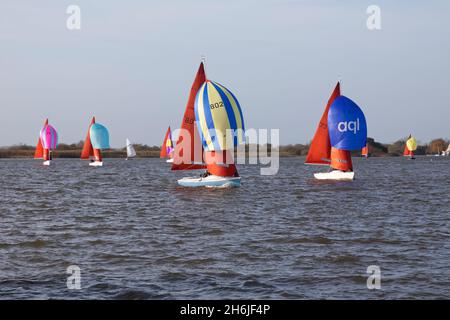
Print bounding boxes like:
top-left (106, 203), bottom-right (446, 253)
top-left (304, 162), bottom-right (331, 166)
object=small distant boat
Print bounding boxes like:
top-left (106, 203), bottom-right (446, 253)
top-left (80, 117), bottom-right (110, 167)
top-left (434, 148), bottom-right (441, 157)
top-left (160, 126), bottom-right (174, 163)
top-left (403, 135), bottom-right (417, 160)
top-left (305, 82), bottom-right (367, 180)
top-left (34, 119), bottom-right (58, 166)
top-left (361, 144), bottom-right (369, 158)
top-left (445, 144), bottom-right (450, 156)
top-left (126, 138), bottom-right (136, 160)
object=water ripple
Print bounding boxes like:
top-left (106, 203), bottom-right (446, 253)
top-left (0, 157), bottom-right (449, 299)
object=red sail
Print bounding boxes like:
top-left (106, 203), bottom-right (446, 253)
top-left (160, 126), bottom-right (172, 158)
top-left (330, 147), bottom-right (353, 172)
top-left (403, 135), bottom-right (411, 156)
top-left (403, 146), bottom-right (412, 156)
top-left (361, 144), bottom-right (369, 157)
top-left (93, 148), bottom-right (102, 162)
top-left (43, 149), bottom-right (50, 161)
top-left (305, 82), bottom-right (341, 165)
top-left (204, 150), bottom-right (238, 177)
top-left (81, 117), bottom-right (95, 159)
top-left (34, 119), bottom-right (48, 159)
top-left (171, 63), bottom-right (207, 171)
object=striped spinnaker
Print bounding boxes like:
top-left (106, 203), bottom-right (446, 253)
top-left (40, 125), bottom-right (58, 150)
top-left (194, 80), bottom-right (245, 151)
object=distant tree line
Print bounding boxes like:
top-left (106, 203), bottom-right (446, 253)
top-left (277, 137), bottom-right (449, 157)
top-left (0, 138), bottom-right (448, 158)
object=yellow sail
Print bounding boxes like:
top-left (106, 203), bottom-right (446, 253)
top-left (406, 137), bottom-right (417, 151)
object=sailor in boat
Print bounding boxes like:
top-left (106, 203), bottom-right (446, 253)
top-left (200, 169), bottom-right (239, 178)
top-left (201, 170), bottom-right (211, 178)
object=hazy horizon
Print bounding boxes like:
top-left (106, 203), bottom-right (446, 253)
top-left (1, 0), bottom-right (449, 147)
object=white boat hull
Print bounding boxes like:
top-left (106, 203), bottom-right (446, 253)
top-left (314, 170), bottom-right (355, 181)
top-left (43, 160), bottom-right (51, 166)
top-left (89, 161), bottom-right (103, 167)
top-left (177, 175), bottom-right (241, 187)
top-left (166, 158), bottom-right (174, 163)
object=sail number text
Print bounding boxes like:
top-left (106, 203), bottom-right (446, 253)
top-left (210, 101), bottom-right (224, 110)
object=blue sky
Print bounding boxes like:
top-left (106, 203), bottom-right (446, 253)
top-left (0, 0), bottom-right (449, 147)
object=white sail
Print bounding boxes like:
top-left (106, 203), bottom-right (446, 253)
top-left (126, 138), bottom-right (136, 158)
top-left (446, 143), bottom-right (450, 155)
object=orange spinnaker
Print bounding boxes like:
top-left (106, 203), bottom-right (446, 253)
top-left (204, 150), bottom-right (238, 177)
top-left (330, 147), bottom-right (353, 172)
top-left (81, 117), bottom-right (95, 159)
top-left (171, 63), bottom-right (207, 171)
top-left (34, 119), bottom-right (48, 159)
top-left (305, 82), bottom-right (341, 165)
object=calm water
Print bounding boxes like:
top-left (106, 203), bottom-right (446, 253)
top-left (0, 157), bottom-right (449, 299)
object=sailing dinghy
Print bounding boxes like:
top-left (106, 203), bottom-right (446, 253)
top-left (403, 135), bottom-right (417, 160)
top-left (160, 126), bottom-right (174, 163)
top-left (81, 117), bottom-right (110, 167)
top-left (171, 62), bottom-right (245, 187)
top-left (305, 82), bottom-right (367, 180)
top-left (181, 78), bottom-right (244, 187)
top-left (361, 144), bottom-right (369, 157)
top-left (34, 119), bottom-right (58, 166)
top-left (126, 138), bottom-right (136, 160)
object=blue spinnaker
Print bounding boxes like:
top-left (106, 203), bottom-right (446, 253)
top-left (90, 123), bottom-right (110, 150)
top-left (328, 95), bottom-right (367, 151)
